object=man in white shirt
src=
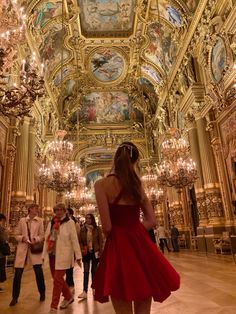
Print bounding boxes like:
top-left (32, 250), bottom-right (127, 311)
top-left (157, 224), bottom-right (170, 254)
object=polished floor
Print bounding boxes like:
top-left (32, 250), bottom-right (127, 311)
top-left (0, 252), bottom-right (236, 314)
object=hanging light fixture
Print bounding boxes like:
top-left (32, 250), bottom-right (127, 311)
top-left (0, 1), bottom-right (45, 117)
top-left (0, 0), bottom-right (26, 72)
top-left (154, 0), bottom-right (198, 192)
top-left (47, 130), bottom-right (73, 163)
top-left (0, 53), bottom-right (45, 117)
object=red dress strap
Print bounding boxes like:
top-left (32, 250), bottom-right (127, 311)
top-left (106, 173), bottom-right (124, 204)
top-left (112, 190), bottom-right (124, 204)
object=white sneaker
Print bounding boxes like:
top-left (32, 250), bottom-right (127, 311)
top-left (59, 298), bottom-right (74, 309)
top-left (49, 308), bottom-right (57, 313)
top-left (78, 291), bottom-right (87, 299)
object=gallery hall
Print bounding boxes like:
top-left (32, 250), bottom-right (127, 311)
top-left (0, 0), bottom-right (236, 314)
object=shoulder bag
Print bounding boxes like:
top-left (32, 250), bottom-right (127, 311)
top-left (26, 222), bottom-right (44, 254)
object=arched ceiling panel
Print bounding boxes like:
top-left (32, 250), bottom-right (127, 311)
top-left (141, 63), bottom-right (162, 85)
top-left (77, 0), bottom-right (137, 37)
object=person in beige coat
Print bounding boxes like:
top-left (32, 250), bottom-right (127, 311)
top-left (9, 204), bottom-right (45, 306)
top-left (43, 203), bottom-right (82, 314)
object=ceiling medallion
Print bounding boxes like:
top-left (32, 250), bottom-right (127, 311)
top-left (88, 47), bottom-right (126, 85)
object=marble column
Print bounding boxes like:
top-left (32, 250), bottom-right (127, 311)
top-left (12, 118), bottom-right (30, 199)
top-left (26, 119), bottom-right (36, 203)
top-left (0, 118), bottom-right (19, 225)
top-left (187, 117), bottom-right (208, 226)
top-left (10, 118), bottom-right (30, 227)
top-left (196, 116), bottom-right (225, 227)
top-left (207, 120), bottom-right (234, 226)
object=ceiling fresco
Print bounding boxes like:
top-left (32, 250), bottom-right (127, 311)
top-left (149, 0), bottom-right (183, 27)
top-left (72, 91), bottom-right (143, 124)
top-left (77, 0), bottom-right (136, 37)
top-left (31, 1), bottom-right (62, 30)
top-left (38, 25), bottom-right (71, 74)
top-left (24, 0), bottom-right (202, 170)
top-left (88, 47), bottom-right (126, 83)
top-left (144, 21), bottom-right (178, 73)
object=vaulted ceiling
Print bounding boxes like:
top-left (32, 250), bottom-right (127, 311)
top-left (24, 0), bottom-right (201, 176)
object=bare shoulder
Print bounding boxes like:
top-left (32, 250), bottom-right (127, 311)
top-left (94, 177), bottom-right (105, 186)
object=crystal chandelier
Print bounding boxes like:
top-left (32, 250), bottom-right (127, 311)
top-left (65, 185), bottom-right (94, 209)
top-left (47, 130), bottom-right (73, 163)
top-left (39, 161), bottom-right (84, 193)
top-left (0, 54), bottom-right (44, 117)
top-left (0, 0), bottom-right (26, 71)
top-left (156, 129), bottom-right (198, 191)
top-left (141, 165), bottom-right (165, 204)
top-left (145, 186), bottom-right (165, 204)
top-left (39, 130), bottom-right (85, 193)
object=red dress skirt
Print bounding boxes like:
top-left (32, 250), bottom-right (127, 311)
top-left (92, 202), bottom-right (180, 303)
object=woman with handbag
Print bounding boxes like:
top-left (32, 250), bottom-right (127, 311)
top-left (9, 204), bottom-right (46, 306)
top-left (78, 214), bottom-right (103, 299)
top-left (0, 213), bottom-right (8, 292)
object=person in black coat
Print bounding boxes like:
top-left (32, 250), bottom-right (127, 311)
top-left (170, 225), bottom-right (180, 252)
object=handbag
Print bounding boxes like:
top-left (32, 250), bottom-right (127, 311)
top-left (0, 242), bottom-right (11, 256)
top-left (30, 241), bottom-right (44, 254)
top-left (26, 222), bottom-right (44, 254)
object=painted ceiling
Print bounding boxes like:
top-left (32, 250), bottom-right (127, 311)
top-left (26, 0), bottom-right (200, 117)
top-left (23, 0), bottom-right (200, 167)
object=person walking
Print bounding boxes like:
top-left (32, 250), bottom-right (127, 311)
top-left (78, 213), bottom-right (103, 299)
top-left (92, 142), bottom-right (180, 314)
top-left (65, 207), bottom-right (80, 294)
top-left (0, 213), bottom-right (8, 292)
top-left (43, 203), bottom-right (82, 313)
top-left (157, 224), bottom-right (171, 254)
top-left (171, 225), bottom-right (180, 252)
top-left (9, 204), bottom-right (45, 306)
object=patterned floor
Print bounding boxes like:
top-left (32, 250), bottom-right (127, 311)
top-left (0, 251), bottom-right (236, 314)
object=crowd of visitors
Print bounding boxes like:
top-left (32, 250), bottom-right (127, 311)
top-left (0, 142), bottom-right (180, 314)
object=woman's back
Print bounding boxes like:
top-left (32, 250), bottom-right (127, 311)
top-left (101, 174), bottom-right (141, 206)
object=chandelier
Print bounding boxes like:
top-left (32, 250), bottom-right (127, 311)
top-left (0, 54), bottom-right (44, 117)
top-left (39, 130), bottom-right (85, 193)
top-left (146, 186), bottom-right (165, 204)
top-left (65, 185), bottom-right (94, 208)
top-left (156, 129), bottom-right (198, 191)
top-left (0, 0), bottom-right (26, 71)
top-left (39, 161), bottom-right (83, 193)
top-left (141, 164), bottom-right (165, 204)
top-left (47, 130), bottom-right (73, 163)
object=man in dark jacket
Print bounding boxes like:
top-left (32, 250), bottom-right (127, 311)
top-left (171, 225), bottom-right (180, 252)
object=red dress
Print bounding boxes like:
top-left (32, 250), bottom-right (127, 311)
top-left (92, 191), bottom-right (180, 303)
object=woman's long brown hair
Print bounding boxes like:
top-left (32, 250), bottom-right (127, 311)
top-left (113, 142), bottom-right (142, 203)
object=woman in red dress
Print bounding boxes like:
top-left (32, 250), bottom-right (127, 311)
top-left (92, 142), bottom-right (180, 314)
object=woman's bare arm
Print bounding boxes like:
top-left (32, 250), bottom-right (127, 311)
top-left (94, 179), bottom-right (112, 237)
top-left (140, 188), bottom-right (156, 230)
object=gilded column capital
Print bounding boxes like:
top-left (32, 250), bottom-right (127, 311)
top-left (185, 113), bottom-right (196, 130)
top-left (189, 101), bottom-right (205, 120)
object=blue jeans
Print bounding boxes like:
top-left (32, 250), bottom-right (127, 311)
top-left (82, 252), bottom-right (99, 292)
